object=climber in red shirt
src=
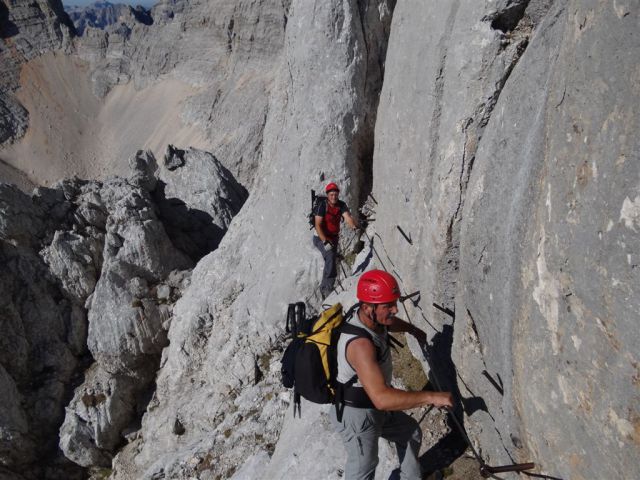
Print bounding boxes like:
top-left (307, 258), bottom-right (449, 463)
top-left (313, 182), bottom-right (359, 297)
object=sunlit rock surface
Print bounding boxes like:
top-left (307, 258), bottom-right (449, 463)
top-left (0, 0), bottom-right (638, 479)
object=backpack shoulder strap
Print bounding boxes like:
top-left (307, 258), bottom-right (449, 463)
top-left (342, 302), bottom-right (359, 321)
top-left (340, 321), bottom-right (394, 363)
top-left (313, 196), bottom-right (327, 216)
top-left (340, 323), bottom-right (372, 341)
top-left (310, 305), bottom-right (342, 336)
top-left (334, 321), bottom-right (377, 421)
top-left (388, 333), bottom-right (404, 350)
top-left (339, 305), bottom-right (371, 344)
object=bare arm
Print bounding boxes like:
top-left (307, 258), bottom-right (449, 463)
top-left (314, 215), bottom-right (329, 243)
top-left (347, 338), bottom-right (453, 411)
top-left (342, 211), bottom-right (359, 230)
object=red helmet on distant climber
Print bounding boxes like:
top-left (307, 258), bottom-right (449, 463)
top-left (357, 270), bottom-right (401, 304)
top-left (325, 182), bottom-right (340, 193)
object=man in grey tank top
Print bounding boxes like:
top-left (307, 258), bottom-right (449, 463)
top-left (330, 270), bottom-right (453, 480)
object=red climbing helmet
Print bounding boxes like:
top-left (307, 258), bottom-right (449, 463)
top-left (325, 182), bottom-right (340, 193)
top-left (357, 270), bottom-right (401, 304)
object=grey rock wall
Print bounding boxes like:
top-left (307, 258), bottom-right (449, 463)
top-left (371, 0), bottom-right (639, 479)
top-left (84, 177), bottom-right (192, 375)
top-left (456, 2), bottom-right (640, 478)
top-left (156, 146), bottom-right (248, 261)
top-left (0, 95), bottom-right (28, 145)
top-left (0, 0), bottom-right (73, 145)
top-left (0, 0), bottom-right (72, 64)
top-left (0, 148), bottom-right (244, 476)
top-left (0, 184), bottom-right (86, 479)
top-left (58, 151), bottom-right (245, 467)
top-left (109, 0), bottom-right (396, 477)
top-left (73, 0), bottom-right (289, 187)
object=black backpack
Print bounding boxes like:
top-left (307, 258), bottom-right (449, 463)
top-left (281, 302), bottom-right (389, 418)
top-left (307, 190), bottom-right (327, 229)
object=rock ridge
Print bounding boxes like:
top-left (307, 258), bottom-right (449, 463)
top-left (1, 148), bottom-right (245, 478)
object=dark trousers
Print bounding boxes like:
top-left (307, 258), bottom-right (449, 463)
top-left (313, 235), bottom-right (337, 297)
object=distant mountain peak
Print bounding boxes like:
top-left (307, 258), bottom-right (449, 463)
top-left (66, 0), bottom-right (152, 35)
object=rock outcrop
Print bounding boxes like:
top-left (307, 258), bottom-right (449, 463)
top-left (0, 0), bottom-right (73, 145)
top-left (0, 184), bottom-right (87, 480)
top-left (155, 146), bottom-right (248, 261)
top-left (0, 94), bottom-right (28, 145)
top-left (0, 148), bottom-right (244, 477)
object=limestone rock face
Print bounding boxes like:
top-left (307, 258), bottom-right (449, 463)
top-left (128, 149), bottom-right (158, 192)
top-left (0, 153), bottom-right (243, 476)
top-left (0, 0), bottom-right (73, 145)
top-left (56, 155), bottom-right (247, 468)
top-left (0, 0), bottom-right (73, 61)
top-left (83, 177), bottom-right (191, 375)
top-left (456, 3), bottom-right (640, 479)
top-left (59, 364), bottom-right (144, 468)
top-left (156, 146), bottom-right (248, 261)
top-left (370, 1), bottom-right (640, 479)
top-left (0, 94), bottom-right (28, 144)
top-left (109, 0), bottom-right (396, 478)
top-left (66, 1), bottom-right (152, 36)
top-left (0, 188), bottom-right (85, 479)
top-left (0, 183), bottom-right (45, 245)
top-left (42, 230), bottom-right (102, 304)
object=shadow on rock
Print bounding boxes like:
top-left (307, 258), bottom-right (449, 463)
top-left (0, 2), bottom-right (19, 38)
top-left (154, 180), bottom-right (227, 262)
top-left (419, 324), bottom-right (488, 477)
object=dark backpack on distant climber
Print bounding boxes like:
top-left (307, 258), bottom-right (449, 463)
top-left (307, 190), bottom-right (327, 229)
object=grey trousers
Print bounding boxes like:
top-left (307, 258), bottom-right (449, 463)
top-left (313, 235), bottom-right (337, 297)
top-left (330, 406), bottom-right (422, 480)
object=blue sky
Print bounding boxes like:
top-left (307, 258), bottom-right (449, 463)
top-left (63, 0), bottom-right (157, 8)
